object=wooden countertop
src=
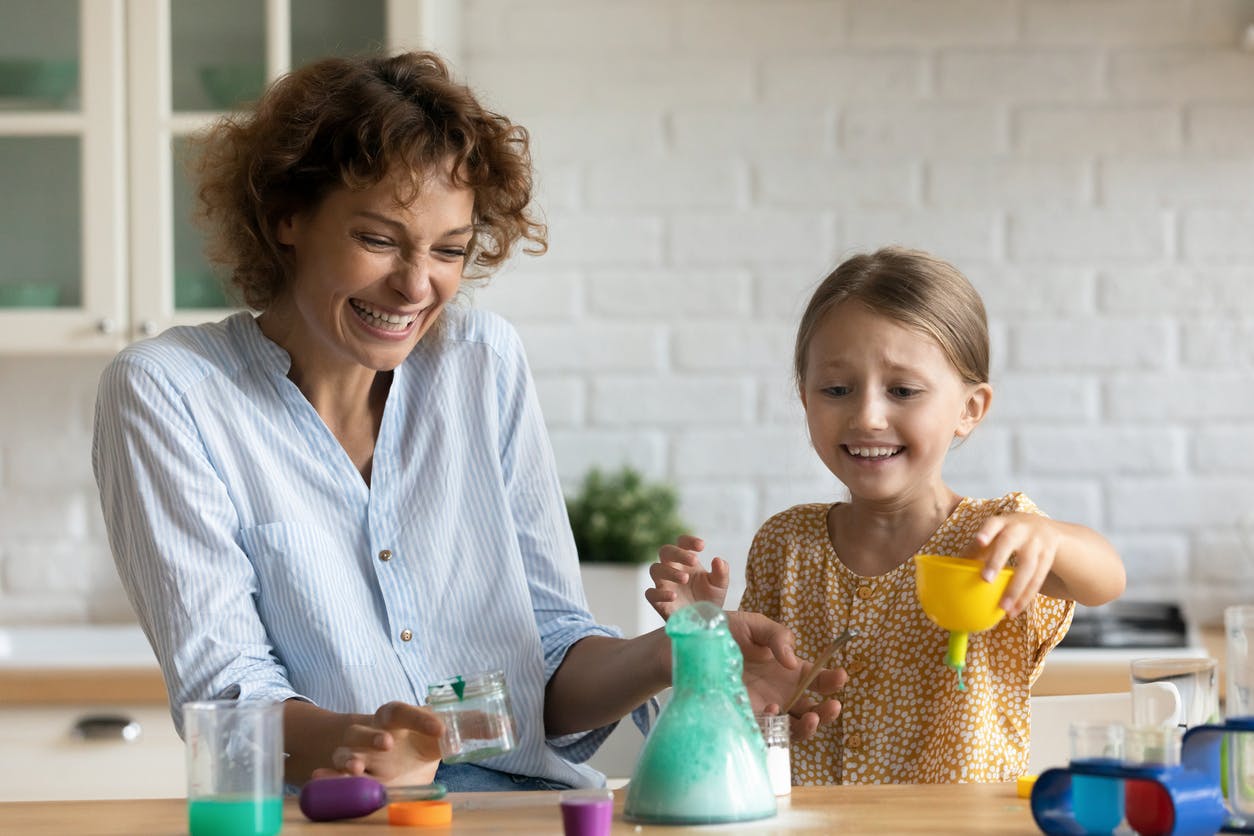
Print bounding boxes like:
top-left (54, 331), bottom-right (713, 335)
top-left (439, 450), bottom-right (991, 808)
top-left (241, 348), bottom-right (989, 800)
top-left (0, 667), bottom-right (167, 704)
top-left (0, 783), bottom-right (1039, 834)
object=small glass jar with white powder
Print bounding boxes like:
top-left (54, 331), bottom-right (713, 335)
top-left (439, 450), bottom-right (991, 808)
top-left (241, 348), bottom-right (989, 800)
top-left (755, 712), bottom-right (791, 796)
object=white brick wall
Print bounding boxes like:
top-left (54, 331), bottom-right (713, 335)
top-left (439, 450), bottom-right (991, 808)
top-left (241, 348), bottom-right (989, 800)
top-left (4, 0), bottom-right (1254, 627)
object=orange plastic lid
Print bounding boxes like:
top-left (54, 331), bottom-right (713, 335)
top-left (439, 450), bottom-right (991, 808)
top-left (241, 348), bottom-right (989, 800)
top-left (388, 800), bottom-right (453, 826)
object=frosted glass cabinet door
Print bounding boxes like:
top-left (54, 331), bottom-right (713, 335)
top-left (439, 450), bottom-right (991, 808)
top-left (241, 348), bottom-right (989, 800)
top-left (0, 137), bottom-right (81, 309)
top-left (0, 0), bottom-right (127, 352)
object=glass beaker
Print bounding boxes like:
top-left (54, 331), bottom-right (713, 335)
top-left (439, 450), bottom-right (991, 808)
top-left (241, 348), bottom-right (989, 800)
top-left (1227, 605), bottom-right (1254, 822)
top-left (1069, 721), bottom-right (1125, 836)
top-left (1130, 657), bottom-right (1220, 729)
top-left (183, 700), bottom-right (284, 836)
top-left (1123, 725), bottom-right (1181, 836)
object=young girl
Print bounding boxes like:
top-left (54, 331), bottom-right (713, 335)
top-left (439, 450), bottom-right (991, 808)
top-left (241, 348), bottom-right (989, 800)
top-left (646, 246), bottom-right (1126, 784)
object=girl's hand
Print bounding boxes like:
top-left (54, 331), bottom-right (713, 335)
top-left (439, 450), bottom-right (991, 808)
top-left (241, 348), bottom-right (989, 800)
top-left (310, 702), bottom-right (444, 787)
top-left (644, 535), bottom-right (730, 621)
top-left (965, 512), bottom-right (1063, 618)
top-left (727, 610), bottom-right (847, 741)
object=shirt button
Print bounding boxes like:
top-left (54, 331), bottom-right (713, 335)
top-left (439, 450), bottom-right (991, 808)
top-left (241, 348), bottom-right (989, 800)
top-left (400, 629), bottom-right (413, 642)
top-left (856, 585), bottom-right (873, 600)
top-left (379, 549), bottom-right (392, 561)
top-left (846, 733), bottom-right (863, 750)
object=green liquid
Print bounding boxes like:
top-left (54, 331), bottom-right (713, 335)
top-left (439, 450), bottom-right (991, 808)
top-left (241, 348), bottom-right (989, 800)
top-left (189, 795), bottom-right (282, 836)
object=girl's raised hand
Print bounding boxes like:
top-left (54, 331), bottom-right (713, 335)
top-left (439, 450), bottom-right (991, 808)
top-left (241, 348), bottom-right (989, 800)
top-left (644, 534), bottom-right (730, 621)
top-left (965, 512), bottom-right (1062, 618)
top-left (310, 701), bottom-right (445, 787)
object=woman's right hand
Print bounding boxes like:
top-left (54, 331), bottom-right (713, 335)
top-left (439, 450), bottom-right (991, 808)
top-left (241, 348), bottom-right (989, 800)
top-left (311, 702), bottom-right (445, 787)
top-left (644, 534), bottom-right (730, 621)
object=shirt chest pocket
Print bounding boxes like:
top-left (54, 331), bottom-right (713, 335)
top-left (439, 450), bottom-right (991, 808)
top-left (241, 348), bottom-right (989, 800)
top-left (239, 521), bottom-right (377, 668)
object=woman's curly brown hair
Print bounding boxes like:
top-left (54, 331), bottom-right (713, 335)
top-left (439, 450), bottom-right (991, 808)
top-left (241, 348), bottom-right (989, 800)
top-left (191, 51), bottom-right (546, 312)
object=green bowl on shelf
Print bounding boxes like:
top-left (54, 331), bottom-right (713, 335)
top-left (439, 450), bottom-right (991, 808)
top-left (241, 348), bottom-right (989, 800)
top-left (175, 271), bottom-right (230, 309)
top-left (0, 59), bottom-right (78, 105)
top-left (198, 63), bottom-right (265, 110)
top-left (0, 282), bottom-right (61, 308)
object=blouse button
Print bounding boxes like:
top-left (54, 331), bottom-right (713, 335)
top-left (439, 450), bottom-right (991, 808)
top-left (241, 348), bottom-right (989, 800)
top-left (846, 733), bottom-right (863, 750)
top-left (379, 549), bottom-right (392, 561)
top-left (856, 585), bottom-right (873, 600)
top-left (400, 629), bottom-right (413, 642)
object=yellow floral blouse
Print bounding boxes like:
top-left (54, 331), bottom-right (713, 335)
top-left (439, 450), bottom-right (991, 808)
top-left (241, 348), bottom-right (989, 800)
top-left (740, 492), bottom-right (1074, 784)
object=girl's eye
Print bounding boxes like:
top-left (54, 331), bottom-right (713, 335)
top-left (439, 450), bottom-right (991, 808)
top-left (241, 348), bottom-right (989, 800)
top-left (890, 386), bottom-right (920, 398)
top-left (822, 386), bottom-right (850, 397)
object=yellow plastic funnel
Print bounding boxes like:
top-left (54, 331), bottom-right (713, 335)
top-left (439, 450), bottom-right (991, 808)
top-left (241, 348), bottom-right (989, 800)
top-left (914, 553), bottom-right (1014, 691)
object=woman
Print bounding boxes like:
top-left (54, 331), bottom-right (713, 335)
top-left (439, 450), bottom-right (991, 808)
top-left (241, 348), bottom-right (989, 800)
top-left (92, 51), bottom-right (844, 791)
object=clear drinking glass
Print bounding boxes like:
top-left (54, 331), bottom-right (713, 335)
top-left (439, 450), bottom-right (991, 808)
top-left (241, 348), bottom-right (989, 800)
top-left (1069, 721), bottom-right (1125, 836)
top-left (183, 700), bottom-right (284, 836)
top-left (1226, 605), bottom-right (1254, 822)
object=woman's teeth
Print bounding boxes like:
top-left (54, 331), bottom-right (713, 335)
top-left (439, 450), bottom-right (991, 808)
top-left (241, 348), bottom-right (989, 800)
top-left (846, 446), bottom-right (901, 459)
top-left (350, 300), bottom-right (418, 331)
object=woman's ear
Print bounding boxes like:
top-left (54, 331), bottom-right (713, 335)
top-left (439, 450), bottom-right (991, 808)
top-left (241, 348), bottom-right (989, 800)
top-left (275, 212), bottom-right (297, 247)
top-left (955, 382), bottom-right (993, 439)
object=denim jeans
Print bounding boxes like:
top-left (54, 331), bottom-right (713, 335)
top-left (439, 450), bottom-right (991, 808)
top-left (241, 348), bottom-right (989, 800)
top-left (434, 761), bottom-right (573, 792)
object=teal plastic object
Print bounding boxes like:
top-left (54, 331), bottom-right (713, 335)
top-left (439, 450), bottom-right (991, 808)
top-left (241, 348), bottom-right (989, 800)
top-left (1030, 717), bottom-right (1254, 835)
top-left (623, 602), bottom-right (777, 824)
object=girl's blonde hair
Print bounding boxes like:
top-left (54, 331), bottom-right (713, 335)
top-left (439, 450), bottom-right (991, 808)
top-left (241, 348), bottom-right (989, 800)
top-left (793, 246), bottom-right (989, 392)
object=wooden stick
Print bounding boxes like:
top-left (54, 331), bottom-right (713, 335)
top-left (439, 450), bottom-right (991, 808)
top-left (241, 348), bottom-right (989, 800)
top-left (782, 627), bottom-right (858, 714)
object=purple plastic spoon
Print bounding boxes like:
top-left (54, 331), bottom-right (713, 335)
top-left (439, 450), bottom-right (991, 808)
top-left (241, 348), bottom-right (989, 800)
top-left (299, 775), bottom-right (446, 821)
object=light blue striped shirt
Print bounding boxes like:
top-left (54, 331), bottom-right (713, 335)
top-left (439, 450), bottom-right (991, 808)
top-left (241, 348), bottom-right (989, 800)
top-left (92, 309), bottom-right (627, 788)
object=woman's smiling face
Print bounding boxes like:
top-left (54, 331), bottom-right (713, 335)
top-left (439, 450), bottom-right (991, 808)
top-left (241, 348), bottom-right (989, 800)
top-left (271, 166), bottom-right (475, 374)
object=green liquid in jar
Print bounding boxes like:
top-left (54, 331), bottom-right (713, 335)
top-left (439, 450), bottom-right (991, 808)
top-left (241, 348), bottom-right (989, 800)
top-left (188, 795), bottom-right (283, 836)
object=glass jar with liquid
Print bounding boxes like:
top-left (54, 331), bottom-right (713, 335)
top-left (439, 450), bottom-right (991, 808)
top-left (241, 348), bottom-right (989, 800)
top-left (426, 670), bottom-right (517, 763)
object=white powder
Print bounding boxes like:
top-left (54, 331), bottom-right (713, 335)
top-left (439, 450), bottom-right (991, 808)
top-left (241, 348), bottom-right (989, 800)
top-left (766, 746), bottom-right (792, 796)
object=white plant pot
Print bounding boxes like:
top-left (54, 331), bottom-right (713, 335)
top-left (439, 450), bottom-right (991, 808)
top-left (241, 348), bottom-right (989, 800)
top-left (578, 562), bottom-right (660, 638)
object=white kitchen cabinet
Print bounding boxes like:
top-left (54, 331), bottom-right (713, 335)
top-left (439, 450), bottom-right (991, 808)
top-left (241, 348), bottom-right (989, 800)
top-left (0, 0), bottom-right (459, 353)
top-left (0, 703), bottom-right (185, 801)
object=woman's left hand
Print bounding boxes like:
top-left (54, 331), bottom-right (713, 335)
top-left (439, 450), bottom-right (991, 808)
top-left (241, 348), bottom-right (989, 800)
top-left (964, 511), bottom-right (1062, 618)
top-left (726, 611), bottom-right (848, 741)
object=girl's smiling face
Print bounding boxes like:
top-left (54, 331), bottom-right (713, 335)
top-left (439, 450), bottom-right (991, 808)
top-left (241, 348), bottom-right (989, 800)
top-left (269, 166), bottom-right (475, 375)
top-left (800, 301), bottom-right (991, 505)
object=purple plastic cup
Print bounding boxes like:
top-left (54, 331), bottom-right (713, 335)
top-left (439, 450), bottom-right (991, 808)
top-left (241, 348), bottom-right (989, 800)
top-left (559, 789), bottom-right (614, 836)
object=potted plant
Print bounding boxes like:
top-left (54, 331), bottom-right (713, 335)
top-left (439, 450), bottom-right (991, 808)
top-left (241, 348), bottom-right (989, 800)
top-left (566, 466), bottom-right (689, 637)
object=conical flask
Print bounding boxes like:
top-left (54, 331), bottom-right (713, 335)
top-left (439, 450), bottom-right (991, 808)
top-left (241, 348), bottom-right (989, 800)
top-left (623, 602), bottom-right (777, 824)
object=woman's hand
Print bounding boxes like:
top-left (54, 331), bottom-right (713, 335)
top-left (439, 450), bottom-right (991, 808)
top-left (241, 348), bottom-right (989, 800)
top-left (965, 512), bottom-right (1062, 618)
top-left (310, 702), bottom-right (445, 787)
top-left (726, 611), bottom-right (847, 741)
top-left (644, 535), bottom-right (731, 621)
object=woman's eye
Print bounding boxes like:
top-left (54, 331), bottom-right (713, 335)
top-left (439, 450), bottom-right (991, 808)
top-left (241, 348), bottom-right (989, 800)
top-left (358, 234), bottom-right (392, 248)
top-left (436, 247), bottom-right (467, 260)
top-left (890, 386), bottom-right (919, 398)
